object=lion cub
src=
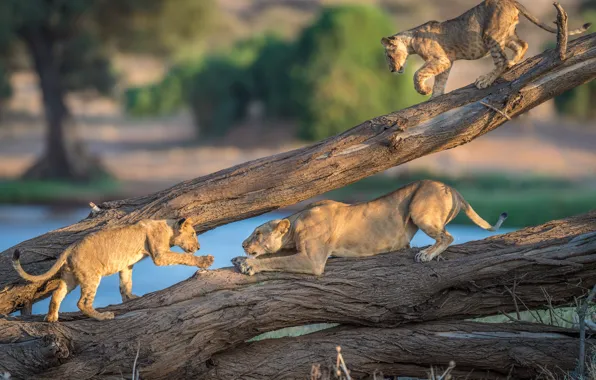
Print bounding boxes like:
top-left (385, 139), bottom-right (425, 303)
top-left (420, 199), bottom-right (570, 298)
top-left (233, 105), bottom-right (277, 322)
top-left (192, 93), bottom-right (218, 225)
top-left (381, 0), bottom-right (591, 98)
top-left (13, 218), bottom-right (213, 322)
top-left (233, 180), bottom-right (507, 276)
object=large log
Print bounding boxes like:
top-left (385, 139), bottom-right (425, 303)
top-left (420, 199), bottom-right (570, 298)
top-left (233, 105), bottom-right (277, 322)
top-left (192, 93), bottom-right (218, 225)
top-left (1, 211), bottom-right (595, 379)
top-left (208, 322), bottom-right (593, 379)
top-left (1, 33), bottom-right (596, 316)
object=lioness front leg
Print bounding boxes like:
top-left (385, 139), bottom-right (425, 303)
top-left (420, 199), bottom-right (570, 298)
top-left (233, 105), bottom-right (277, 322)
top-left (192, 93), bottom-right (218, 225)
top-left (119, 266), bottom-right (138, 302)
top-left (151, 250), bottom-right (214, 269)
top-left (233, 253), bottom-right (323, 276)
top-left (234, 240), bottom-right (328, 276)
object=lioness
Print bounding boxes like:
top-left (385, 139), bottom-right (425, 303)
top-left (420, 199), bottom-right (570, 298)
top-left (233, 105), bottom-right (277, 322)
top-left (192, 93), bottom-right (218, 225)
top-left (232, 180), bottom-right (506, 276)
top-left (13, 217), bottom-right (214, 322)
top-left (381, 0), bottom-right (591, 98)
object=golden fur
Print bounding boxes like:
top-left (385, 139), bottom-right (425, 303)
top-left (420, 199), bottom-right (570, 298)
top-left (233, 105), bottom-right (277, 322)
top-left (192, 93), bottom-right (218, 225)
top-left (232, 180), bottom-right (507, 276)
top-left (381, 0), bottom-right (591, 97)
top-left (13, 218), bottom-right (213, 322)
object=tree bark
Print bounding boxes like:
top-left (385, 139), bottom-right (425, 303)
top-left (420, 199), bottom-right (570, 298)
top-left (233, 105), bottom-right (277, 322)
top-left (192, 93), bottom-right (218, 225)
top-left (0, 211), bottom-right (595, 379)
top-left (207, 322), bottom-right (593, 380)
top-left (19, 27), bottom-right (107, 181)
top-left (2, 33), bottom-right (595, 317)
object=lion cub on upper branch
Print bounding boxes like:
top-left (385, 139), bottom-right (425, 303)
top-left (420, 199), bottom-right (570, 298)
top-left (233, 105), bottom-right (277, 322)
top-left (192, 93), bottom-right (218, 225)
top-left (233, 180), bottom-right (507, 276)
top-left (13, 218), bottom-right (214, 322)
top-left (381, 0), bottom-right (591, 98)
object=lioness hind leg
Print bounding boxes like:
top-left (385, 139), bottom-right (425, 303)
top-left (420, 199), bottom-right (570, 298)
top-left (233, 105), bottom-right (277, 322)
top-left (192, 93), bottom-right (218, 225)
top-left (46, 272), bottom-right (77, 323)
top-left (77, 276), bottom-right (114, 321)
top-left (414, 227), bottom-right (454, 263)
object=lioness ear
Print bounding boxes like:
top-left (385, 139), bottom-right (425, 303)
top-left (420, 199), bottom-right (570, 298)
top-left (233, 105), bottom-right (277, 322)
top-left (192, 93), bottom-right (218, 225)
top-left (183, 217), bottom-right (194, 228)
top-left (175, 218), bottom-right (187, 229)
top-left (381, 36), bottom-right (396, 47)
top-left (275, 219), bottom-right (290, 235)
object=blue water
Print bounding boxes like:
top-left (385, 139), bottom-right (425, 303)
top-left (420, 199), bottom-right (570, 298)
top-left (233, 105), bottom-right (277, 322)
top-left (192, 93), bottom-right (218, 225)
top-left (0, 206), bottom-right (514, 316)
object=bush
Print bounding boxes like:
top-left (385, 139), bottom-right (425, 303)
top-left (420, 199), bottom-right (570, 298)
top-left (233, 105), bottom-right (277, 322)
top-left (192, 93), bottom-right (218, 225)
top-left (290, 5), bottom-right (426, 140)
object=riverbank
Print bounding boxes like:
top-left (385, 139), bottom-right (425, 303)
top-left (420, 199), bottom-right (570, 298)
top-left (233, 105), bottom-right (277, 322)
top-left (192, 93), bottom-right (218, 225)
top-left (1, 172), bottom-right (594, 228)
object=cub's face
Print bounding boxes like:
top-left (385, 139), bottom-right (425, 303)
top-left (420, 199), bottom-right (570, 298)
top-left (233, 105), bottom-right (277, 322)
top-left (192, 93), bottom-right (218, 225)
top-left (381, 36), bottom-right (408, 74)
top-left (242, 219), bottom-right (290, 257)
top-left (172, 217), bottom-right (200, 253)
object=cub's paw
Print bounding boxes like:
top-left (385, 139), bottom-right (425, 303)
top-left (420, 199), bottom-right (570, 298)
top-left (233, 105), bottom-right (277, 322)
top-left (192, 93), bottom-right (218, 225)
top-left (196, 254), bottom-right (215, 269)
top-left (414, 82), bottom-right (432, 96)
top-left (45, 314), bottom-right (59, 323)
top-left (474, 74), bottom-right (494, 89)
top-left (124, 294), bottom-right (140, 302)
top-left (232, 256), bottom-right (256, 276)
top-left (506, 60), bottom-right (517, 69)
top-left (97, 311), bottom-right (115, 321)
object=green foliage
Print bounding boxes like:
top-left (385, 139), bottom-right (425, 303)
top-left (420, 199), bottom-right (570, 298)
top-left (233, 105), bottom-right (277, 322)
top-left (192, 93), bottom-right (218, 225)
top-left (125, 5), bottom-right (427, 140)
top-left (290, 5), bottom-right (426, 140)
top-left (549, 10), bottom-right (596, 120)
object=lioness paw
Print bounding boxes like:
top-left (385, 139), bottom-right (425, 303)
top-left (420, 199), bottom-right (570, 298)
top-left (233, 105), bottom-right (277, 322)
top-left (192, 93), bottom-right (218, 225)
top-left (45, 314), bottom-right (59, 323)
top-left (414, 249), bottom-right (432, 263)
top-left (196, 254), bottom-right (214, 269)
top-left (232, 256), bottom-right (256, 276)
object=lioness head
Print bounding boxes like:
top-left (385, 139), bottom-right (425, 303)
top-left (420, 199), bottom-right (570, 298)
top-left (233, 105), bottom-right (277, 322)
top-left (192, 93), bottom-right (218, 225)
top-left (381, 35), bottom-right (408, 74)
top-left (172, 217), bottom-right (200, 253)
top-left (242, 219), bottom-right (290, 257)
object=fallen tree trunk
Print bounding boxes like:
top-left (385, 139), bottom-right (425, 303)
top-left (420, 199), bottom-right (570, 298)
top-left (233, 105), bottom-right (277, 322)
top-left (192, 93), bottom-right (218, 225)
top-left (1, 211), bottom-right (595, 379)
top-left (208, 321), bottom-right (593, 379)
top-left (1, 33), bottom-right (596, 316)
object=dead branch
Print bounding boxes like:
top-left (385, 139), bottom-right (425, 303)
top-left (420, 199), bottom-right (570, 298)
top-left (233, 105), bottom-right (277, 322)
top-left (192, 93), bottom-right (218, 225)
top-left (555, 2), bottom-right (569, 60)
top-left (578, 284), bottom-right (596, 377)
top-left (0, 211), bottom-right (595, 379)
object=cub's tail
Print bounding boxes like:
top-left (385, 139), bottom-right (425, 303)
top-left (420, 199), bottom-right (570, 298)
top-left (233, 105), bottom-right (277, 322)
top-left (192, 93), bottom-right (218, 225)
top-left (456, 192), bottom-right (507, 232)
top-left (514, 1), bottom-right (591, 35)
top-left (12, 246), bottom-right (72, 282)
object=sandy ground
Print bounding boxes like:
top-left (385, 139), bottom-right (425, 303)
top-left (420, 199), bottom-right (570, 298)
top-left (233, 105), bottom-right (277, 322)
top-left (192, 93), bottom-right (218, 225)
top-left (0, 70), bottom-right (595, 197)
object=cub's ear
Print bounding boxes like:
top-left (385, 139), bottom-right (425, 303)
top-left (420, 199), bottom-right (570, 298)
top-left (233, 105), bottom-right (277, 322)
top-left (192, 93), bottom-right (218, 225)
top-left (275, 219), bottom-right (291, 235)
top-left (381, 36), bottom-right (396, 47)
top-left (182, 217), bottom-right (194, 227)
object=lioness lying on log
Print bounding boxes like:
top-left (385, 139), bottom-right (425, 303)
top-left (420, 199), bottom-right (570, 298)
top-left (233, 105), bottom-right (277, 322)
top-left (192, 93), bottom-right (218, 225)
top-left (381, 0), bottom-right (591, 97)
top-left (12, 218), bottom-right (214, 322)
top-left (233, 180), bottom-right (507, 276)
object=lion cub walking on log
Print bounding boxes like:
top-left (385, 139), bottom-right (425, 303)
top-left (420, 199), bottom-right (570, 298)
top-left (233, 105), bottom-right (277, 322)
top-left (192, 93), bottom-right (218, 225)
top-left (13, 218), bottom-right (214, 322)
top-left (233, 180), bottom-right (507, 276)
top-left (381, 0), bottom-right (591, 98)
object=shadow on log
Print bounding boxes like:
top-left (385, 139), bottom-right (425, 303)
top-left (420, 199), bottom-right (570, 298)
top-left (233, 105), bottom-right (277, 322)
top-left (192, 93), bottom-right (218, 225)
top-left (208, 322), bottom-right (593, 379)
top-left (1, 211), bottom-right (595, 379)
top-left (1, 32), bottom-right (596, 317)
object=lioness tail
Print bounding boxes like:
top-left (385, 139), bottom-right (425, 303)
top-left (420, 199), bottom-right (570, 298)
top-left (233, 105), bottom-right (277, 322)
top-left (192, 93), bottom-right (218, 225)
top-left (12, 246), bottom-right (72, 282)
top-left (456, 193), bottom-right (507, 232)
top-left (514, 1), bottom-right (591, 35)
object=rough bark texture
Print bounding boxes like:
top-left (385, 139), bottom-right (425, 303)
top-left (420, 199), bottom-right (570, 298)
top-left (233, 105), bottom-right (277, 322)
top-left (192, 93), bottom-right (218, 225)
top-left (2, 33), bottom-right (596, 317)
top-left (208, 322), bottom-right (593, 380)
top-left (0, 211), bottom-right (595, 379)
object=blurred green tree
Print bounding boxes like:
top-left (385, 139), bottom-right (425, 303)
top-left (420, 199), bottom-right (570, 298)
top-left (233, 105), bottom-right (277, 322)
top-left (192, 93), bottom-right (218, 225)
top-left (291, 5), bottom-right (426, 140)
top-left (0, 0), bottom-right (216, 181)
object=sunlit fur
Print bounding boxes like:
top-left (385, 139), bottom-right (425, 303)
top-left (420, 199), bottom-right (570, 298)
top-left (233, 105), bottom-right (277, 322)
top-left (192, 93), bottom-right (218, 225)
top-left (381, 0), bottom-right (591, 98)
top-left (233, 181), bottom-right (507, 276)
top-left (12, 217), bottom-right (214, 322)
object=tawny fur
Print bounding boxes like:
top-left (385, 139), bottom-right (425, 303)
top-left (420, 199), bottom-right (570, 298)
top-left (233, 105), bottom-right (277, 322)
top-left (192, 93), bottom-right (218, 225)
top-left (13, 218), bottom-right (213, 322)
top-left (381, 0), bottom-right (591, 97)
top-left (232, 180), bottom-right (507, 276)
